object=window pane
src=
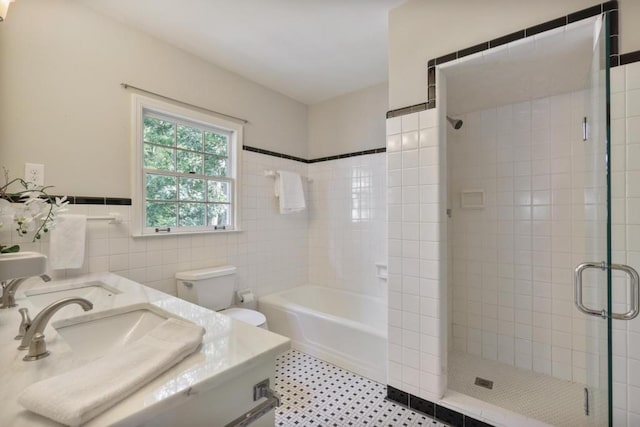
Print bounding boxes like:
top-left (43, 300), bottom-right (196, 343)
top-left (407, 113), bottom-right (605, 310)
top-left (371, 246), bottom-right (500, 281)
top-left (179, 177), bottom-right (205, 201)
top-left (179, 203), bottom-right (205, 226)
top-left (177, 125), bottom-right (202, 151)
top-left (144, 117), bottom-right (174, 146)
top-left (144, 144), bottom-right (175, 171)
top-left (146, 174), bottom-right (176, 200)
top-left (177, 150), bottom-right (203, 175)
top-left (204, 132), bottom-right (228, 156)
top-left (208, 204), bottom-right (230, 226)
top-left (146, 202), bottom-right (177, 227)
top-left (208, 181), bottom-right (230, 202)
top-left (204, 155), bottom-right (227, 176)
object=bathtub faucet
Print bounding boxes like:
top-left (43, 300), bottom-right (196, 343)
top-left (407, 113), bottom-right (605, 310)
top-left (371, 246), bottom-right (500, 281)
top-left (1, 274), bottom-right (51, 309)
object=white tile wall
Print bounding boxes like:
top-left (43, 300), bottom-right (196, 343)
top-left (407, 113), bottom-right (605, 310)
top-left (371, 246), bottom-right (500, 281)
top-left (387, 107), bottom-right (447, 402)
top-left (307, 153), bottom-right (387, 298)
top-left (433, 61), bottom-right (640, 425)
top-left (3, 147), bottom-right (388, 304)
top-left (609, 61), bottom-right (640, 427)
top-left (445, 88), bottom-right (608, 387)
top-left (1, 150), bottom-right (309, 298)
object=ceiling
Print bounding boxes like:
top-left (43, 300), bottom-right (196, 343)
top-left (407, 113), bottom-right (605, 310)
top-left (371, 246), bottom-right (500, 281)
top-left (443, 16), bottom-right (597, 115)
top-left (75, 0), bottom-right (405, 105)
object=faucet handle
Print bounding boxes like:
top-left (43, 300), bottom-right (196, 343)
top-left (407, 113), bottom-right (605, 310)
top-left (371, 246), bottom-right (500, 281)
top-left (15, 307), bottom-right (32, 340)
top-left (1, 290), bottom-right (17, 309)
top-left (23, 332), bottom-right (50, 361)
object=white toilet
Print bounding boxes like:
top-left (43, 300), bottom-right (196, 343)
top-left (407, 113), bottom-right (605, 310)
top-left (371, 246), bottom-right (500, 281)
top-left (175, 265), bottom-right (268, 329)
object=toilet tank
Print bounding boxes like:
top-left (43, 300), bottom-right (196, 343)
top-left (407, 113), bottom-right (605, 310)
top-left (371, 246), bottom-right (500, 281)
top-left (175, 265), bottom-right (237, 311)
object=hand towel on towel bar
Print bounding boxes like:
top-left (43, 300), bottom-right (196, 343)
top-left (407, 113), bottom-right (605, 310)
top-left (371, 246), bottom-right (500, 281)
top-left (49, 214), bottom-right (87, 269)
top-left (274, 170), bottom-right (306, 214)
top-left (18, 318), bottom-right (205, 427)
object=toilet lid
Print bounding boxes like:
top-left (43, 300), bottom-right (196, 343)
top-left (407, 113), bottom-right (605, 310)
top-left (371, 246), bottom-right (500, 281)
top-left (220, 307), bottom-right (266, 326)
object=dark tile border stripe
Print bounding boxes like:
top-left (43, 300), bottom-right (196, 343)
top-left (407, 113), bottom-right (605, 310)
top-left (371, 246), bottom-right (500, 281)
top-left (525, 16), bottom-right (568, 37)
top-left (386, 386), bottom-right (496, 427)
top-left (5, 195), bottom-right (132, 206)
top-left (242, 145), bottom-right (386, 164)
top-left (458, 42), bottom-right (489, 59)
top-left (6, 144), bottom-right (391, 206)
top-left (620, 50), bottom-right (640, 66)
top-left (489, 30), bottom-right (526, 48)
top-left (7, 144), bottom-right (387, 208)
top-left (307, 147), bottom-right (386, 163)
top-left (568, 4), bottom-right (603, 23)
top-left (427, 2), bottom-right (617, 69)
top-left (386, 103), bottom-right (427, 119)
top-left (242, 145), bottom-right (308, 163)
top-left (387, 1), bottom-right (621, 119)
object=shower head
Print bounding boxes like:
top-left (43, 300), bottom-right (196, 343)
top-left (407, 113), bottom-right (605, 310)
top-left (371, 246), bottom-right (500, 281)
top-left (446, 115), bottom-right (463, 130)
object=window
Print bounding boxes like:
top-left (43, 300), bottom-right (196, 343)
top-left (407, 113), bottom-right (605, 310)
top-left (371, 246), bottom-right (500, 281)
top-left (131, 95), bottom-right (242, 236)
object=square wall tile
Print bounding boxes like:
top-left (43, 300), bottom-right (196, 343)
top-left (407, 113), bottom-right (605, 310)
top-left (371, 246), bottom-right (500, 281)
top-left (387, 116), bottom-right (401, 135)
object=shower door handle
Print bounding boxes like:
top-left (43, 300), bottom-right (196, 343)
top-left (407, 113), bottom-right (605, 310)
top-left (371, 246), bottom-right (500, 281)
top-left (611, 263), bottom-right (639, 320)
top-left (574, 262), bottom-right (607, 318)
top-left (574, 262), bottom-right (640, 320)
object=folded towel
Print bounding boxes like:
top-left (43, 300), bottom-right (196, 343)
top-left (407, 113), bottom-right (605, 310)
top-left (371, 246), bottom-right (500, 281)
top-left (19, 318), bottom-right (205, 426)
top-left (274, 170), bottom-right (306, 214)
top-left (50, 214), bottom-right (87, 270)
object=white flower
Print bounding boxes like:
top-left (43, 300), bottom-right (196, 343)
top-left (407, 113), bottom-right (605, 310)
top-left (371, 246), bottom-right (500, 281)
top-left (1, 170), bottom-right (66, 245)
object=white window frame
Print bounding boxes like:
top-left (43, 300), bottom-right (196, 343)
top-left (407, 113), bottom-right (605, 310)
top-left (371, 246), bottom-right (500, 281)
top-left (131, 94), bottom-right (242, 236)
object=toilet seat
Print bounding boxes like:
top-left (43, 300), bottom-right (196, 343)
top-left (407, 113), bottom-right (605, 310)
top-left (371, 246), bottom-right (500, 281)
top-left (220, 307), bottom-right (266, 328)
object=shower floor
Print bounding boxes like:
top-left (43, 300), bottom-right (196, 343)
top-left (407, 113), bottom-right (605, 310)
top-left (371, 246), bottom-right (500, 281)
top-left (448, 350), bottom-right (602, 426)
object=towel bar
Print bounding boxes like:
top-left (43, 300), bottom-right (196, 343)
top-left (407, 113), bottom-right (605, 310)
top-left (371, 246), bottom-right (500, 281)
top-left (224, 379), bottom-right (280, 427)
top-left (86, 213), bottom-right (122, 224)
top-left (264, 170), bottom-right (312, 182)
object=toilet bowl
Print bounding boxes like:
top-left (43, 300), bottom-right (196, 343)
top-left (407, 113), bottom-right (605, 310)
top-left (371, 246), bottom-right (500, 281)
top-left (219, 307), bottom-right (267, 329)
top-left (175, 266), bottom-right (268, 329)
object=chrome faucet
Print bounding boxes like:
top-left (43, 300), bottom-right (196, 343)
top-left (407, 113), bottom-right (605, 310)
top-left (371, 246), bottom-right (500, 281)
top-left (18, 297), bottom-right (93, 361)
top-left (1, 274), bottom-right (51, 309)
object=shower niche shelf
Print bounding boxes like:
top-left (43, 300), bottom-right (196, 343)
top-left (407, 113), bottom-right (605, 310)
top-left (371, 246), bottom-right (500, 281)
top-left (460, 190), bottom-right (485, 209)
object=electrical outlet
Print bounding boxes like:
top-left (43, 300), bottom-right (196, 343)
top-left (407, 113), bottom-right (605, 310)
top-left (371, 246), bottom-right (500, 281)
top-left (24, 163), bottom-right (45, 186)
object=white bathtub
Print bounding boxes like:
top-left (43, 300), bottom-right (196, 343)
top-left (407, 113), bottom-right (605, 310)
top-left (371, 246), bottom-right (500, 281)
top-left (259, 285), bottom-right (387, 383)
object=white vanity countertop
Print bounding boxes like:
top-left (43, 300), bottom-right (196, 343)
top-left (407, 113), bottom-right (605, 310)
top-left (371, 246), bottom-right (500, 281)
top-left (0, 273), bottom-right (290, 426)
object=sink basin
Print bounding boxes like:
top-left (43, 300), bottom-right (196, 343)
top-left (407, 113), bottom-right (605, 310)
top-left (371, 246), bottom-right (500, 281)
top-left (25, 281), bottom-right (121, 308)
top-left (53, 304), bottom-right (183, 361)
top-left (0, 251), bottom-right (47, 282)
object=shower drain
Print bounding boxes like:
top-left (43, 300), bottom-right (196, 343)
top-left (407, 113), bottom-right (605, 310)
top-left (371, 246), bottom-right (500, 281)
top-left (474, 377), bottom-right (494, 390)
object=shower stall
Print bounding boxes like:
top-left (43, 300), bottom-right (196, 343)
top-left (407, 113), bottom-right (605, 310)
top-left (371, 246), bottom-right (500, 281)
top-left (436, 13), bottom-right (637, 426)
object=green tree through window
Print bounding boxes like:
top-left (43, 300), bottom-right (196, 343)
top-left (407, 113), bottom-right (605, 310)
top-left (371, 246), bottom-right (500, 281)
top-left (136, 103), bottom-right (238, 234)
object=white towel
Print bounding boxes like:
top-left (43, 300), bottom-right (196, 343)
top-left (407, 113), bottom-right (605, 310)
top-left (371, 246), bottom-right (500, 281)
top-left (274, 170), bottom-right (306, 214)
top-left (49, 214), bottom-right (87, 270)
top-left (19, 318), bottom-right (205, 427)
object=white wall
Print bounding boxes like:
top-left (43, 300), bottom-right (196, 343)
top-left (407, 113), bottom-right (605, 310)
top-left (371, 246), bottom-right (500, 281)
top-left (388, 0), bottom-right (640, 110)
top-left (0, 0), bottom-right (391, 305)
top-left (0, 0), bottom-right (308, 197)
top-left (307, 83), bottom-right (388, 158)
top-left (307, 153), bottom-right (387, 298)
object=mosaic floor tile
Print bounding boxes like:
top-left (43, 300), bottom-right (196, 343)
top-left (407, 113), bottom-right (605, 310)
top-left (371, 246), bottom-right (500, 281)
top-left (275, 349), bottom-right (448, 427)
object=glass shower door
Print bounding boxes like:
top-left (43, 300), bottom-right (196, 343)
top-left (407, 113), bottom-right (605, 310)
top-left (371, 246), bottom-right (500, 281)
top-left (574, 13), bottom-right (611, 427)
